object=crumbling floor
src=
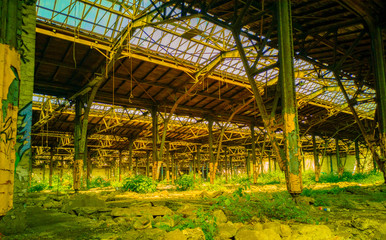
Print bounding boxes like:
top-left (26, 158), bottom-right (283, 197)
top-left (1, 182), bottom-right (385, 240)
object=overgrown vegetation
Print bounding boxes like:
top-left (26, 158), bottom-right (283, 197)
top-left (28, 181), bottom-right (47, 192)
top-left (229, 170), bottom-right (383, 186)
top-left (90, 176), bottom-right (111, 188)
top-left (211, 186), bottom-right (314, 224)
top-left (122, 175), bottom-right (157, 193)
top-left (175, 174), bottom-right (197, 191)
top-left (318, 171), bottom-right (383, 184)
top-left (160, 209), bottom-right (217, 240)
top-left (28, 174), bottom-right (73, 192)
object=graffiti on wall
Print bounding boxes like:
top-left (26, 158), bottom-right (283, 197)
top-left (0, 44), bottom-right (20, 216)
top-left (1, 67), bottom-right (20, 156)
top-left (16, 102), bottom-right (32, 167)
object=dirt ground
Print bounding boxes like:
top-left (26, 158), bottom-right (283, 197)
top-left (0, 182), bottom-right (385, 240)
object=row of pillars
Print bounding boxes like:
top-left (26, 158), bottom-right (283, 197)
top-left (66, 0), bottom-right (386, 193)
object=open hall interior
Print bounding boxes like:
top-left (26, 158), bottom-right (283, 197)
top-left (0, 0), bottom-right (385, 239)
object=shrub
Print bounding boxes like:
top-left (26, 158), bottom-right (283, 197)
top-left (318, 171), bottom-right (383, 184)
top-left (175, 174), bottom-right (196, 191)
top-left (254, 192), bottom-right (313, 223)
top-left (212, 189), bottom-right (314, 224)
top-left (90, 176), bottom-right (111, 188)
top-left (28, 181), bottom-right (47, 192)
top-left (159, 209), bottom-right (217, 240)
top-left (122, 175), bottom-right (157, 193)
top-left (256, 171), bottom-right (284, 185)
top-left (302, 170), bottom-right (316, 185)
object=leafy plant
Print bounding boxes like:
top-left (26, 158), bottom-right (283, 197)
top-left (28, 181), bottom-right (47, 192)
top-left (211, 189), bottom-right (254, 223)
top-left (313, 196), bottom-right (330, 207)
top-left (90, 176), bottom-right (111, 188)
top-left (122, 175), bottom-right (157, 193)
top-left (160, 209), bottom-right (217, 240)
top-left (175, 174), bottom-right (196, 191)
top-left (256, 171), bottom-right (285, 185)
top-left (254, 192), bottom-right (313, 223)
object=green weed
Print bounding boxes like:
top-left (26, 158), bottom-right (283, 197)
top-left (254, 192), bottom-right (313, 223)
top-left (90, 176), bottom-right (111, 188)
top-left (175, 174), bottom-right (197, 191)
top-left (160, 209), bottom-right (217, 240)
top-left (256, 171), bottom-right (285, 185)
top-left (122, 175), bottom-right (157, 193)
top-left (28, 181), bottom-right (47, 192)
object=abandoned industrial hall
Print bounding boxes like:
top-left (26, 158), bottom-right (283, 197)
top-left (0, 0), bottom-right (385, 239)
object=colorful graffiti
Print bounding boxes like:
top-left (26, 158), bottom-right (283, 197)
top-left (0, 44), bottom-right (20, 216)
top-left (16, 102), bottom-right (32, 167)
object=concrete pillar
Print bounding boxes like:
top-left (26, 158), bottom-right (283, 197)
top-left (128, 139), bottom-right (134, 176)
top-left (250, 125), bottom-right (257, 183)
top-left (313, 134), bottom-right (321, 181)
top-left (49, 148), bottom-right (54, 188)
top-left (336, 138), bottom-right (342, 177)
top-left (208, 118), bottom-right (215, 184)
top-left (0, 0), bottom-right (30, 216)
top-left (14, 1), bottom-right (36, 198)
top-left (60, 156), bottom-right (64, 183)
top-left (355, 139), bottom-right (361, 173)
top-left (73, 98), bottom-right (83, 191)
top-left (171, 153), bottom-right (175, 183)
top-left (118, 150), bottom-right (122, 181)
top-left (224, 147), bottom-right (228, 182)
top-left (229, 156), bottom-right (233, 178)
top-left (151, 106), bottom-right (158, 180)
top-left (197, 145), bottom-right (201, 179)
top-left (369, 22), bottom-right (386, 182)
top-left (166, 143), bottom-right (170, 182)
top-left (146, 151), bottom-right (150, 177)
top-left (277, 0), bottom-right (302, 195)
top-left (330, 154), bottom-right (333, 173)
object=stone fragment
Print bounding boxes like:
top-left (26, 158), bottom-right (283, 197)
top-left (154, 215), bottom-right (175, 229)
top-left (61, 194), bottom-right (106, 213)
top-left (177, 204), bottom-right (198, 218)
top-left (213, 209), bottom-right (227, 224)
top-left (182, 227), bottom-right (206, 240)
top-left (235, 228), bottom-right (268, 240)
top-left (253, 222), bottom-right (263, 231)
top-left (295, 196), bottom-right (315, 205)
top-left (351, 217), bottom-right (379, 231)
top-left (280, 224), bottom-right (292, 238)
top-left (111, 205), bottom-right (173, 218)
top-left (0, 208), bottom-right (27, 235)
top-left (297, 225), bottom-right (332, 240)
top-left (263, 228), bottom-right (281, 240)
top-left (263, 221), bottom-right (281, 235)
top-left (217, 222), bottom-right (237, 239)
top-left (133, 215), bottom-right (153, 230)
top-left (164, 229), bottom-right (187, 240)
